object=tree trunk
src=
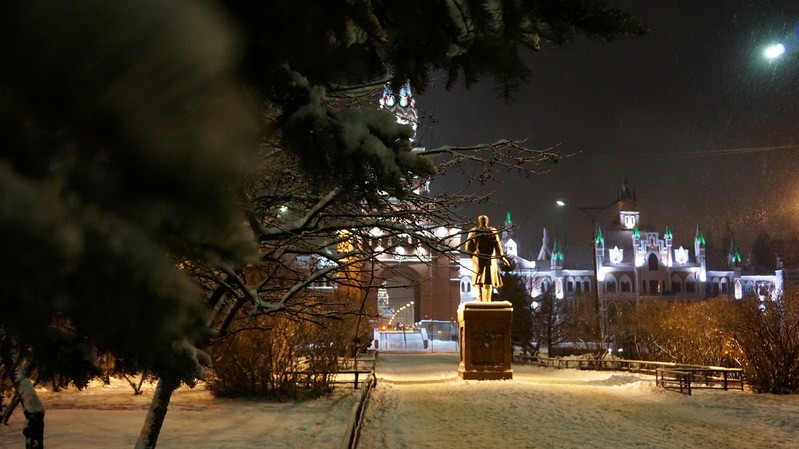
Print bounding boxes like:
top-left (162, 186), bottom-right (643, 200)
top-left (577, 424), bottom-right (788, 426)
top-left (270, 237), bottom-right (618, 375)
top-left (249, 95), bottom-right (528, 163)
top-left (134, 376), bottom-right (179, 449)
top-left (13, 369), bottom-right (44, 449)
top-left (1, 393), bottom-right (20, 425)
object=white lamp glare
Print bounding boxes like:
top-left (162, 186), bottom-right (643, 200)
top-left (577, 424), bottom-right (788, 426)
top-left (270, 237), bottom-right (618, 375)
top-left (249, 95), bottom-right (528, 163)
top-left (764, 43), bottom-right (785, 60)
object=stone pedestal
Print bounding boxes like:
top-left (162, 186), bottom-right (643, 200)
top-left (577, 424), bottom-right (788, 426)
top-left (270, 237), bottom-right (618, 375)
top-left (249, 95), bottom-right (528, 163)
top-left (458, 301), bottom-right (513, 380)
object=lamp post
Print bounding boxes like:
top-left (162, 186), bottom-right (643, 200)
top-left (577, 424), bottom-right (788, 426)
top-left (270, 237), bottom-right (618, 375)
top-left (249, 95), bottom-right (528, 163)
top-left (556, 199), bottom-right (620, 351)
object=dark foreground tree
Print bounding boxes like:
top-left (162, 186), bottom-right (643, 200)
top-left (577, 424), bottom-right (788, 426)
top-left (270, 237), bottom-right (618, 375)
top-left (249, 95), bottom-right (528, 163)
top-left (0, 1), bottom-right (645, 447)
top-left (0, 2), bottom-right (258, 447)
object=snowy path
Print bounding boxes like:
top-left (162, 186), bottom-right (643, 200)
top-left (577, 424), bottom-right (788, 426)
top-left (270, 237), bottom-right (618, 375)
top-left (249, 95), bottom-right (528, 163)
top-left (359, 353), bottom-right (799, 449)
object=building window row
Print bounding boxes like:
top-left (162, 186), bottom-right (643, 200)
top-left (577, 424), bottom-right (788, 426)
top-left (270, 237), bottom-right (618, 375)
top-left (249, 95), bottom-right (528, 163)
top-left (566, 278), bottom-right (591, 295)
top-left (604, 275), bottom-right (633, 293)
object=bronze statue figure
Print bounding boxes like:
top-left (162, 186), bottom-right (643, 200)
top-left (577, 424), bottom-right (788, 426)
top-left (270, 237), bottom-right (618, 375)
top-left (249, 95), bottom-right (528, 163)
top-left (465, 215), bottom-right (508, 302)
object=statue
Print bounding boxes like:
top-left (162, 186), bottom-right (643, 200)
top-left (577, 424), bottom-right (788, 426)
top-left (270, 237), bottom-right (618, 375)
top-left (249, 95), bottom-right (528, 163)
top-left (465, 215), bottom-right (508, 302)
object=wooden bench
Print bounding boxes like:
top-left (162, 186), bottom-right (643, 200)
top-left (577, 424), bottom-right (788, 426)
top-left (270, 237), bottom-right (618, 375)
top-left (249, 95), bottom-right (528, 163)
top-left (656, 368), bottom-right (692, 395)
top-left (514, 356), bottom-right (745, 393)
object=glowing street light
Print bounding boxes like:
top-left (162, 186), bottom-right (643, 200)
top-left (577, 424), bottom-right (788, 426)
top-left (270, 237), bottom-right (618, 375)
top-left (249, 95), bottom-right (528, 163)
top-left (764, 43), bottom-right (786, 60)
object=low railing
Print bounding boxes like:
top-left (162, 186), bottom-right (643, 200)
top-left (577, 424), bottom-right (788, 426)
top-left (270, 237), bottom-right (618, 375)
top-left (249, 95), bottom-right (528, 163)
top-left (676, 367), bottom-right (744, 392)
top-left (339, 366), bottom-right (377, 449)
top-left (286, 354), bottom-right (377, 389)
top-left (656, 369), bottom-right (692, 395)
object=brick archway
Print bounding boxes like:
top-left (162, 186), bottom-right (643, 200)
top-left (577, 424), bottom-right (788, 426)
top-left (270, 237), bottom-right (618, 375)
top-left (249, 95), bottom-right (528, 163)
top-left (367, 256), bottom-right (459, 328)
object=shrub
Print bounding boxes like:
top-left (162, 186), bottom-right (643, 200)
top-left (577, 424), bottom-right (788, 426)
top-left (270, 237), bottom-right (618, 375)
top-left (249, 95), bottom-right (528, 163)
top-left (724, 291), bottom-right (799, 394)
top-left (628, 298), bottom-right (738, 366)
top-left (205, 310), bottom-right (369, 400)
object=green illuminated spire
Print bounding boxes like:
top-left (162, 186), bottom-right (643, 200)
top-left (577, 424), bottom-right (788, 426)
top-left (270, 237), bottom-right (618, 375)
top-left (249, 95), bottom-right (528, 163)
top-left (729, 236), bottom-right (742, 265)
top-left (665, 226), bottom-right (672, 239)
top-left (633, 226), bottom-right (640, 239)
top-left (552, 236), bottom-right (564, 261)
top-left (506, 210), bottom-right (512, 223)
top-left (695, 224), bottom-right (706, 245)
top-left (595, 225), bottom-right (604, 244)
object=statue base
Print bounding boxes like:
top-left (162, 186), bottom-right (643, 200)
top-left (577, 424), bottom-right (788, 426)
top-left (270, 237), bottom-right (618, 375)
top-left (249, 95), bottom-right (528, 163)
top-left (458, 300), bottom-right (513, 380)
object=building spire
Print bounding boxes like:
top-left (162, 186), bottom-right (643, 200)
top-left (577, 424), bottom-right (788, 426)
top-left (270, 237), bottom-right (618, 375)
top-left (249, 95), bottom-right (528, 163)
top-left (615, 173), bottom-right (637, 210)
top-left (728, 235), bottom-right (742, 268)
top-left (537, 227), bottom-right (552, 261)
top-left (695, 223), bottom-right (706, 245)
top-left (551, 234), bottom-right (564, 269)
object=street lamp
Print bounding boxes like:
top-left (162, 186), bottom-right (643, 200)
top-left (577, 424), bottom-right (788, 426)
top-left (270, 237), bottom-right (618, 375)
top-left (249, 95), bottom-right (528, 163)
top-left (764, 43), bottom-right (786, 60)
top-left (556, 199), bottom-right (620, 349)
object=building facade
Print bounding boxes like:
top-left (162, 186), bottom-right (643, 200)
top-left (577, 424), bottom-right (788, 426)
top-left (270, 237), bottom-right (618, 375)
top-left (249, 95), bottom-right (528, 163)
top-left (460, 177), bottom-right (784, 312)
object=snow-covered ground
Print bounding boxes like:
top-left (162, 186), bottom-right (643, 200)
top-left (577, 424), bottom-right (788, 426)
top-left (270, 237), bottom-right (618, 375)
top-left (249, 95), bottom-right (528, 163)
top-left (0, 377), bottom-right (359, 448)
top-left (361, 352), bottom-right (799, 449)
top-left (3, 347), bottom-right (799, 448)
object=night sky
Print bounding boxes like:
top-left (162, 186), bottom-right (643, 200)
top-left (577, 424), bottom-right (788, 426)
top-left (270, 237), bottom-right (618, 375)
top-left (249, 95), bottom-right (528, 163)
top-left (419, 1), bottom-right (799, 264)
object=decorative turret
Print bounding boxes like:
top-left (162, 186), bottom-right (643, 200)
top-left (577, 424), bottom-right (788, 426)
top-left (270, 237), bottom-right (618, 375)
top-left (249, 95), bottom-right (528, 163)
top-left (551, 235), bottom-right (564, 270)
top-left (502, 210), bottom-right (514, 242)
top-left (379, 82), bottom-right (419, 141)
top-left (501, 211), bottom-right (518, 257)
top-left (664, 226), bottom-right (673, 267)
top-left (595, 224), bottom-right (605, 279)
top-left (728, 236), bottom-right (742, 269)
top-left (631, 226), bottom-right (643, 266)
top-left (695, 224), bottom-right (707, 282)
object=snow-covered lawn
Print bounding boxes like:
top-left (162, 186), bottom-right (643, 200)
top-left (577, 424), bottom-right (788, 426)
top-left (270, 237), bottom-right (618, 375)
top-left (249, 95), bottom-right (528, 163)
top-left (361, 353), bottom-right (799, 449)
top-left (0, 377), bottom-right (359, 448)
top-left (3, 350), bottom-right (799, 448)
